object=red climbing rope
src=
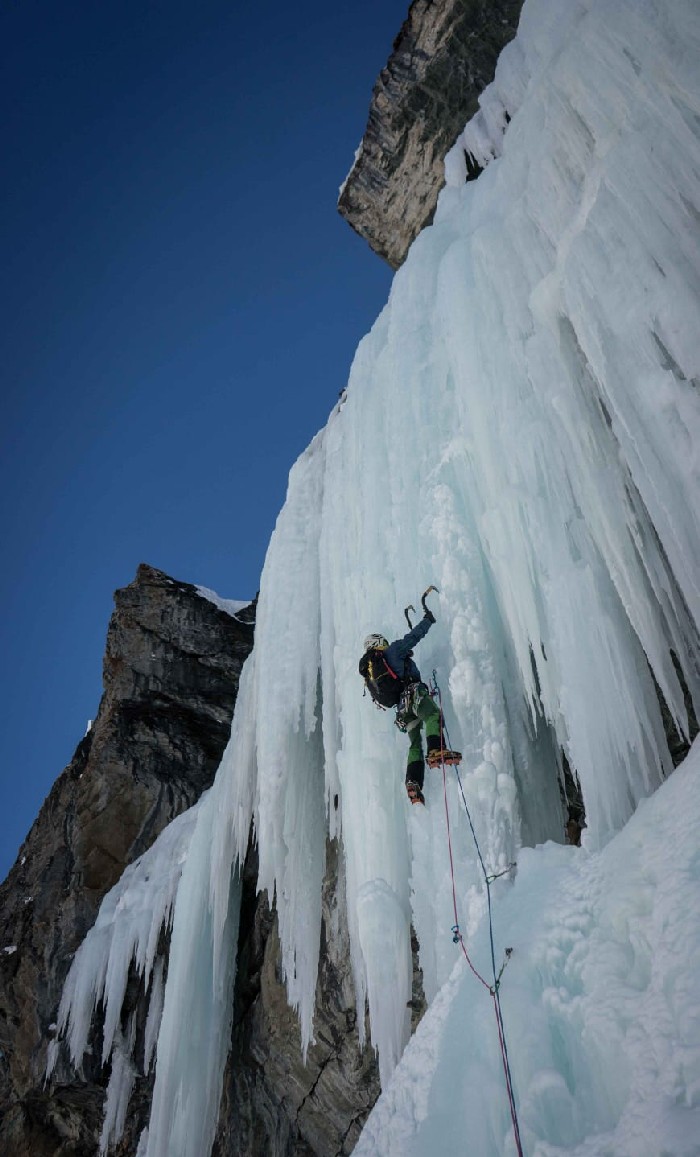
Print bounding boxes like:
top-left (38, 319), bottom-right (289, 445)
top-left (434, 675), bottom-right (525, 1157)
top-left (441, 760), bottom-right (491, 992)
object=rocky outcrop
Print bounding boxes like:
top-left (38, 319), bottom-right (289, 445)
top-left (216, 839), bottom-right (382, 1157)
top-left (0, 564), bottom-right (255, 1156)
top-left (338, 0), bottom-right (524, 267)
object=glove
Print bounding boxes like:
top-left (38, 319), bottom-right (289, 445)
top-left (424, 608), bottom-right (436, 624)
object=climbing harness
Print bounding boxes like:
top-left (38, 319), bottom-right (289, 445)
top-left (430, 669), bottom-right (525, 1157)
top-left (394, 682), bottom-right (425, 733)
top-left (394, 687), bottom-right (413, 732)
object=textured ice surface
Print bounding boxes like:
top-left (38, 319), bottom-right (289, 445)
top-left (234, 0), bottom-right (700, 1088)
top-left (354, 741), bottom-right (700, 1157)
top-left (50, 0), bottom-right (700, 1152)
top-left (48, 802), bottom-right (201, 1079)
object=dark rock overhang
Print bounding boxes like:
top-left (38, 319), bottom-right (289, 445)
top-left (338, 0), bottom-right (525, 268)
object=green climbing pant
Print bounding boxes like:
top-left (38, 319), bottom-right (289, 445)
top-left (402, 682), bottom-right (443, 789)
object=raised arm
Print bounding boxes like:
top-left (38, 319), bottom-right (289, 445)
top-left (391, 613), bottom-right (434, 662)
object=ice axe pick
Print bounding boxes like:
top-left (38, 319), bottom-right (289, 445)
top-left (421, 585), bottom-right (439, 619)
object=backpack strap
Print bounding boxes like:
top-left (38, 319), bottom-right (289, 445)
top-left (380, 656), bottom-right (399, 682)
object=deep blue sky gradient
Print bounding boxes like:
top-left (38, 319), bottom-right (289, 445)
top-left (1, 0), bottom-right (408, 879)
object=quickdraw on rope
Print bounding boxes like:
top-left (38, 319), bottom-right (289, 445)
top-left (487, 864), bottom-right (517, 884)
top-left (431, 670), bottom-right (525, 1157)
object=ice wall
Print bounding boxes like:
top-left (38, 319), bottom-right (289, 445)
top-left (241, 0), bottom-right (700, 1088)
top-left (50, 0), bottom-right (700, 1151)
top-left (354, 740), bottom-right (700, 1157)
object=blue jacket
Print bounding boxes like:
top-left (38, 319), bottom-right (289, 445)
top-left (385, 614), bottom-right (433, 685)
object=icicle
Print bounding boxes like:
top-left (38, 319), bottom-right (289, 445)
top-left (145, 784), bottom-right (242, 1157)
top-left (100, 1015), bottom-right (138, 1156)
top-left (48, 802), bottom-right (200, 1079)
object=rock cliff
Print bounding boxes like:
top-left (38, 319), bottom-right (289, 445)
top-left (0, 565), bottom-right (255, 1156)
top-left (338, 0), bottom-right (525, 268)
top-left (216, 838), bottom-right (383, 1157)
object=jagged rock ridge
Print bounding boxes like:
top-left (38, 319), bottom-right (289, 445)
top-left (0, 565), bottom-right (255, 1156)
top-left (338, 0), bottom-right (525, 268)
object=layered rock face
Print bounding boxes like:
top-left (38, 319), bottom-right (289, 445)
top-left (217, 838), bottom-right (382, 1157)
top-left (338, 0), bottom-right (524, 267)
top-left (0, 565), bottom-right (255, 1156)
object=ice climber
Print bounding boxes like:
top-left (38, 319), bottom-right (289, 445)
top-left (359, 593), bottom-right (461, 805)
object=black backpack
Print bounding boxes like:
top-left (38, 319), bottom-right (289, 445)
top-left (359, 648), bottom-right (404, 708)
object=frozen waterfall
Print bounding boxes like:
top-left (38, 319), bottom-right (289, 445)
top-left (50, 0), bottom-right (700, 1153)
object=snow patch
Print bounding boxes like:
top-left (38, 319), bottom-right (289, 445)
top-left (195, 585), bottom-right (251, 619)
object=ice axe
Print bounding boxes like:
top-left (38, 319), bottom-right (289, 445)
top-left (421, 585), bottom-right (439, 622)
top-left (405, 586), bottom-right (439, 628)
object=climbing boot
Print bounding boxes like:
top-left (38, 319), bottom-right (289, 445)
top-left (426, 739), bottom-right (462, 769)
top-left (406, 781), bottom-right (425, 806)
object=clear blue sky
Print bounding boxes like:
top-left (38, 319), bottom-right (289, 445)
top-left (1, 0), bottom-right (408, 879)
